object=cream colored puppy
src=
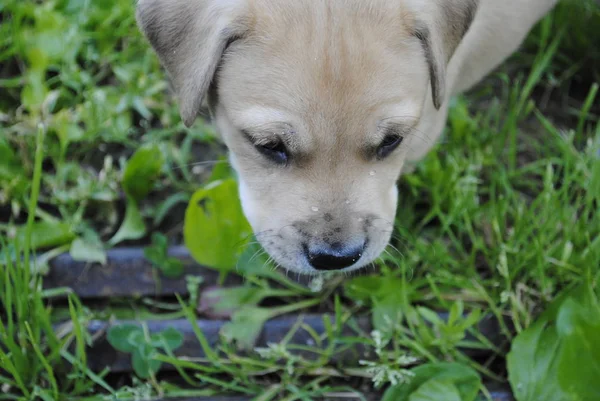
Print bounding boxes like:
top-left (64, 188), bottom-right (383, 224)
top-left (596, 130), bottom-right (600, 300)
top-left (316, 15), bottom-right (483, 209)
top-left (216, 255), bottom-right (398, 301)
top-left (136, 0), bottom-right (558, 274)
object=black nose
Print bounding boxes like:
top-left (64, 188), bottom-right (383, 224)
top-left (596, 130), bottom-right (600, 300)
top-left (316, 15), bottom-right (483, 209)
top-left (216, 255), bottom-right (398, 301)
top-left (307, 245), bottom-right (364, 271)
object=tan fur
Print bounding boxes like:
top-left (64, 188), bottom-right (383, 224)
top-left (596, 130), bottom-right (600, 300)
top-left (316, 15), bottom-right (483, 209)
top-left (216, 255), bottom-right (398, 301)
top-left (136, 0), bottom-right (558, 274)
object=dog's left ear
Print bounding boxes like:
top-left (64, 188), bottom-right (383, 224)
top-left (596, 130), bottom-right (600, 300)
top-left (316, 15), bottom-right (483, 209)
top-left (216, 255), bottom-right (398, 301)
top-left (136, 0), bottom-right (248, 127)
top-left (411, 0), bottom-right (480, 109)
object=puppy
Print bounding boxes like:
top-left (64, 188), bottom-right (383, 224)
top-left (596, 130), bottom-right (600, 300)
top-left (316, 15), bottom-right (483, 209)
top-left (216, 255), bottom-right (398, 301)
top-left (136, 0), bottom-right (558, 274)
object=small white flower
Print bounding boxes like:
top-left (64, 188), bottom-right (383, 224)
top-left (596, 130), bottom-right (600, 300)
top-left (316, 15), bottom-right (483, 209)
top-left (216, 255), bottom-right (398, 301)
top-left (396, 355), bottom-right (419, 365)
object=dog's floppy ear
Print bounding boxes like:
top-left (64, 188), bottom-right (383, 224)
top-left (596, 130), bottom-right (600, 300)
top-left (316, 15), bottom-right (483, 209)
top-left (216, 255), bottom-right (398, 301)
top-left (411, 0), bottom-right (479, 109)
top-left (136, 0), bottom-right (247, 127)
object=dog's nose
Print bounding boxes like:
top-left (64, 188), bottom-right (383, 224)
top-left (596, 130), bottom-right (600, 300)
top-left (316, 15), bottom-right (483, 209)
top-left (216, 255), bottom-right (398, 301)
top-left (307, 244), bottom-right (364, 271)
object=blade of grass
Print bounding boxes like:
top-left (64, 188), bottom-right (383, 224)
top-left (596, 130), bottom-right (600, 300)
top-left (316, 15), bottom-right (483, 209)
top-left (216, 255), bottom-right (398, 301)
top-left (577, 82), bottom-right (599, 135)
top-left (60, 350), bottom-right (115, 394)
top-left (24, 322), bottom-right (59, 400)
top-left (23, 123), bottom-right (46, 280)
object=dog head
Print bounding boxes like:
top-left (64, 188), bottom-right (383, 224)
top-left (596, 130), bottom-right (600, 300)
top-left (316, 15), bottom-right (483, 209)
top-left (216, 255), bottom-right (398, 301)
top-left (136, 0), bottom-right (478, 274)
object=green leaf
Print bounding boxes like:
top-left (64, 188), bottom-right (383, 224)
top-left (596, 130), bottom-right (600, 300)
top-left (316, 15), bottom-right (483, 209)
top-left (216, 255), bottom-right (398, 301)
top-left (373, 292), bottom-right (403, 334)
top-left (107, 324), bottom-right (144, 353)
top-left (143, 233), bottom-right (167, 266)
top-left (198, 286), bottom-right (267, 318)
top-left (144, 233), bottom-right (184, 278)
top-left (160, 258), bottom-right (185, 278)
top-left (184, 179), bottom-right (252, 271)
top-left (507, 314), bottom-right (566, 401)
top-left (344, 275), bottom-right (407, 334)
top-left (344, 276), bottom-right (387, 304)
top-left (150, 327), bottom-right (184, 352)
top-left (221, 307), bottom-right (273, 350)
top-left (235, 240), bottom-right (281, 280)
top-left (122, 144), bottom-right (164, 202)
top-left (383, 363), bottom-right (481, 401)
top-left (417, 307), bottom-right (445, 327)
top-left (144, 233), bottom-right (167, 259)
top-left (22, 70), bottom-right (48, 112)
top-left (409, 379), bottom-right (462, 401)
top-left (0, 138), bottom-right (24, 180)
top-left (157, 257), bottom-right (184, 278)
top-left (108, 325), bottom-right (181, 378)
top-left (69, 235), bottom-right (106, 265)
top-left (206, 157), bottom-right (234, 183)
top-left (152, 192), bottom-right (190, 226)
top-left (131, 343), bottom-right (161, 379)
top-left (108, 196), bottom-right (146, 246)
top-left (15, 221), bottom-right (76, 251)
top-left (507, 284), bottom-right (600, 401)
top-left (448, 301), bottom-right (465, 326)
top-left (555, 290), bottom-right (600, 400)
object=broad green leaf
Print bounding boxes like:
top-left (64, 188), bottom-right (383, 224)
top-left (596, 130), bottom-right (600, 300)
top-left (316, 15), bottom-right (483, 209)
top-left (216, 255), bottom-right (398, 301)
top-left (159, 257), bottom-right (185, 279)
top-left (507, 284), bottom-right (600, 401)
top-left (184, 179), bottom-right (252, 271)
top-left (344, 276), bottom-right (408, 334)
top-left (131, 343), bottom-right (161, 379)
top-left (107, 324), bottom-right (144, 353)
top-left (143, 233), bottom-right (167, 266)
top-left (144, 245), bottom-right (165, 266)
top-left (144, 233), bottom-right (184, 278)
top-left (383, 363), bottom-right (481, 401)
top-left (108, 196), bottom-right (146, 246)
top-left (507, 315), bottom-right (566, 401)
top-left (122, 144), bottom-right (164, 202)
top-left (409, 379), bottom-right (462, 401)
top-left (15, 221), bottom-right (76, 251)
top-left (70, 236), bottom-right (106, 265)
top-left (150, 327), bottom-right (184, 352)
top-left (206, 157), bottom-right (234, 183)
top-left (221, 307), bottom-right (273, 350)
top-left (556, 290), bottom-right (600, 400)
top-left (344, 276), bottom-right (388, 303)
top-left (198, 286), bottom-right (267, 318)
top-left (373, 292), bottom-right (403, 334)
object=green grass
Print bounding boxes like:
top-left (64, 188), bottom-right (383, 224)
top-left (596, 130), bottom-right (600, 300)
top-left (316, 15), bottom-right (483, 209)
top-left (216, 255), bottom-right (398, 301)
top-left (1, 0), bottom-right (599, 399)
top-left (0, 126), bottom-right (109, 400)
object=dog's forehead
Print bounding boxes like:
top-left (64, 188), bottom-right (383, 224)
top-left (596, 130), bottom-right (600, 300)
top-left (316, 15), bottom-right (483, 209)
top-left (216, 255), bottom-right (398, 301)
top-left (219, 0), bottom-right (428, 130)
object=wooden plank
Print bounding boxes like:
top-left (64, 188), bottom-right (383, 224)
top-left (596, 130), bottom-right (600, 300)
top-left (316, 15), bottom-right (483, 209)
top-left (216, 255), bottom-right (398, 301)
top-left (45, 246), bottom-right (241, 298)
top-left (85, 314), bottom-right (370, 372)
top-left (84, 314), bottom-right (504, 373)
top-left (147, 387), bottom-right (513, 401)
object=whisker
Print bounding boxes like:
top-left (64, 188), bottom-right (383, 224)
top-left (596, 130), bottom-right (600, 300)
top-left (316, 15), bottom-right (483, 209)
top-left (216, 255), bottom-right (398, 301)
top-left (386, 242), bottom-right (404, 259)
top-left (248, 248), bottom-right (268, 265)
top-left (409, 126), bottom-right (434, 144)
top-left (379, 115), bottom-right (421, 123)
top-left (170, 159), bottom-right (230, 172)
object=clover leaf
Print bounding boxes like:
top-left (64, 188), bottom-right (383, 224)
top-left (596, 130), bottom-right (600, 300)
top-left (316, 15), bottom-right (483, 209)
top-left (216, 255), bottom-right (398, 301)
top-left (107, 324), bottom-right (184, 379)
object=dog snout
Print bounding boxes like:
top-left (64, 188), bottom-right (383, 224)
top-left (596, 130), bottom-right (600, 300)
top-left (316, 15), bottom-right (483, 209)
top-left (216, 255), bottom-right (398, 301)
top-left (305, 242), bottom-right (365, 271)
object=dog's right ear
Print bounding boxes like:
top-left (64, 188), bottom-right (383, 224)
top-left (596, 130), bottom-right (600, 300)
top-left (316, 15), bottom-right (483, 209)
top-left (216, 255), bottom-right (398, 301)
top-left (410, 0), bottom-right (479, 110)
top-left (136, 0), bottom-right (248, 127)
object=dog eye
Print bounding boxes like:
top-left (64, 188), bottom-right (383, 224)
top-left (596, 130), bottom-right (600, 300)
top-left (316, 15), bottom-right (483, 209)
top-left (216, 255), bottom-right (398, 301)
top-left (255, 140), bottom-right (289, 165)
top-left (376, 135), bottom-right (404, 159)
